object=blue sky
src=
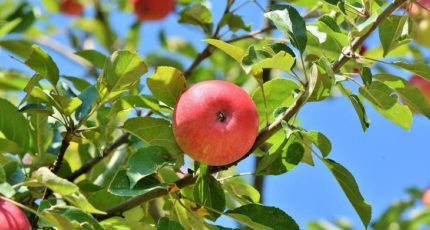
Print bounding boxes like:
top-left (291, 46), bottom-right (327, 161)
top-left (2, 0), bottom-right (430, 228)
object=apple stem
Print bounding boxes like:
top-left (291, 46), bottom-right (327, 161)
top-left (217, 111), bottom-right (227, 122)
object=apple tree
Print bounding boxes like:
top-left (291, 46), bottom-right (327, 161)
top-left (0, 0), bottom-right (429, 229)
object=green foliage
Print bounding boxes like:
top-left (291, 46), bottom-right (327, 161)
top-left (225, 204), bottom-right (300, 230)
top-left (0, 0), bottom-right (428, 229)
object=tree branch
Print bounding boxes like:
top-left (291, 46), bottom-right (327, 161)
top-left (96, 0), bottom-right (407, 219)
top-left (67, 133), bottom-right (130, 181)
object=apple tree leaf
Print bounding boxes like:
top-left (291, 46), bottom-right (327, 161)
top-left (204, 39), bottom-right (245, 63)
top-left (225, 204), bottom-right (299, 230)
top-left (157, 217), bottom-right (185, 230)
top-left (265, 4), bottom-right (307, 54)
top-left (359, 81), bottom-right (412, 130)
top-left (147, 66), bottom-right (187, 108)
top-left (126, 146), bottom-right (175, 188)
top-left (323, 159), bottom-right (372, 228)
top-left (0, 98), bottom-right (30, 155)
top-left (123, 117), bottom-right (181, 155)
top-left (374, 74), bottom-right (430, 119)
top-left (178, 4), bottom-right (213, 35)
top-left (194, 166), bottom-right (226, 221)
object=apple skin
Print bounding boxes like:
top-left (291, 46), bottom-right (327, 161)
top-left (409, 75), bottom-right (430, 102)
top-left (423, 187), bottom-right (430, 206)
top-left (60, 0), bottom-right (84, 16)
top-left (173, 80), bottom-right (259, 166)
top-left (132, 0), bottom-right (175, 21)
top-left (409, 0), bottom-right (430, 15)
top-left (0, 199), bottom-right (31, 230)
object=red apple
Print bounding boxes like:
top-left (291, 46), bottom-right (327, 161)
top-left (60, 0), bottom-right (84, 16)
top-left (423, 187), bottom-right (430, 206)
top-left (0, 199), bottom-right (30, 230)
top-left (173, 80), bottom-right (259, 166)
top-left (409, 0), bottom-right (430, 15)
top-left (409, 75), bottom-right (430, 102)
top-left (132, 0), bottom-right (175, 21)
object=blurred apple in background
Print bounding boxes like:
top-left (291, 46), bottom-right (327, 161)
top-left (409, 75), bottom-right (430, 103)
top-left (60, 0), bottom-right (84, 16)
top-left (133, 0), bottom-right (175, 21)
top-left (422, 187), bottom-right (430, 206)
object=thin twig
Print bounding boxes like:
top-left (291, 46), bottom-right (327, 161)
top-left (35, 35), bottom-right (92, 69)
top-left (67, 133), bottom-right (130, 181)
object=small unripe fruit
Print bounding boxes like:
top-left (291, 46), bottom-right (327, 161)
top-left (173, 80), bottom-right (259, 166)
top-left (60, 0), bottom-right (84, 16)
top-left (132, 0), bottom-right (175, 21)
top-left (414, 14), bottom-right (430, 47)
top-left (0, 199), bottom-right (31, 230)
top-left (409, 75), bottom-right (430, 103)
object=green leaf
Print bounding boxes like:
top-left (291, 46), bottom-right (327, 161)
top-left (147, 66), bottom-right (187, 108)
top-left (0, 182), bottom-right (16, 198)
top-left (265, 5), bottom-right (307, 54)
top-left (98, 50), bottom-right (148, 102)
top-left (0, 70), bottom-right (29, 91)
top-left (0, 18), bottom-right (22, 38)
top-left (256, 135), bottom-right (304, 175)
top-left (252, 78), bottom-right (300, 129)
top-left (302, 130), bottom-right (331, 157)
top-left (379, 15), bottom-right (412, 57)
top-left (63, 192), bottom-right (106, 214)
top-left (123, 117), bottom-right (181, 155)
top-left (42, 206), bottom-right (104, 230)
top-left (63, 76), bottom-right (92, 92)
top-left (323, 159), bottom-right (372, 228)
top-left (157, 217), bottom-right (185, 230)
top-left (109, 94), bottom-right (169, 119)
top-left (0, 98), bottom-right (30, 154)
top-left (0, 139), bottom-right (22, 154)
top-left (75, 49), bottom-right (107, 69)
top-left (222, 179), bottom-right (260, 205)
top-left (359, 81), bottom-right (412, 130)
top-left (205, 39), bottom-right (245, 63)
top-left (242, 46), bottom-right (295, 75)
top-left (109, 170), bottom-right (167, 196)
top-left (226, 204), bottom-right (299, 230)
top-left (391, 61), bottom-right (430, 81)
top-left (0, 39), bottom-right (33, 59)
top-left (360, 67), bottom-right (373, 87)
top-left (178, 4), bottom-right (213, 35)
top-left (32, 167), bottom-right (79, 194)
top-left (50, 94), bottom-right (83, 116)
top-left (374, 74), bottom-right (430, 119)
top-left (29, 112), bottom-right (53, 155)
top-left (127, 146), bottom-right (175, 188)
top-left (24, 45), bottom-right (59, 85)
top-left (348, 93), bottom-right (371, 132)
top-left (219, 13), bottom-right (251, 32)
top-left (194, 170), bottom-right (226, 220)
top-left (308, 58), bottom-right (334, 102)
top-left (75, 86), bottom-right (98, 120)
